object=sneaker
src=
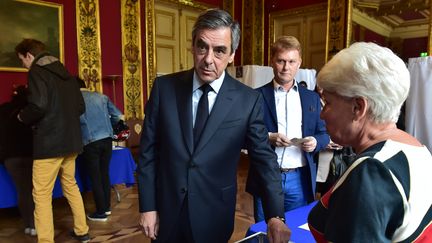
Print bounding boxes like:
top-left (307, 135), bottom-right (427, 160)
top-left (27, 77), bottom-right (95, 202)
top-left (29, 228), bottom-right (37, 236)
top-left (70, 231), bottom-right (90, 243)
top-left (87, 212), bottom-right (108, 222)
top-left (24, 228), bottom-right (37, 236)
top-left (105, 210), bottom-right (111, 216)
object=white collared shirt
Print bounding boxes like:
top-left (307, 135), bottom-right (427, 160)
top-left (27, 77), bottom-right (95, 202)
top-left (192, 71), bottom-right (224, 127)
top-left (274, 80), bottom-right (306, 168)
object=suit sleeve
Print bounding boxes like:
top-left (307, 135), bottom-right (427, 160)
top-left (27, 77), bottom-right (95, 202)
top-left (136, 78), bottom-right (160, 212)
top-left (246, 94), bottom-right (285, 221)
top-left (311, 94), bottom-right (330, 153)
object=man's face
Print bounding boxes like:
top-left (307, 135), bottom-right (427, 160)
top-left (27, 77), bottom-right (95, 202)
top-left (270, 49), bottom-right (301, 86)
top-left (18, 53), bottom-right (34, 69)
top-left (192, 27), bottom-right (235, 83)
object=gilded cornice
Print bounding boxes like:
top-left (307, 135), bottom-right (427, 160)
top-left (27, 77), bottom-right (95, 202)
top-left (158, 0), bottom-right (211, 11)
top-left (121, 0), bottom-right (144, 119)
top-left (76, 0), bottom-right (103, 92)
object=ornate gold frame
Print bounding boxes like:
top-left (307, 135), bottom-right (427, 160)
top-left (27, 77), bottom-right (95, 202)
top-left (0, 0), bottom-right (64, 72)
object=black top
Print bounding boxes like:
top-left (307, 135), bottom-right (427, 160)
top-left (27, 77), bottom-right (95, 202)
top-left (0, 96), bottom-right (33, 161)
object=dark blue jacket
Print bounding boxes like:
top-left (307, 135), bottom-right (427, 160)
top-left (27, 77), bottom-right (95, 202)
top-left (247, 81), bottom-right (329, 199)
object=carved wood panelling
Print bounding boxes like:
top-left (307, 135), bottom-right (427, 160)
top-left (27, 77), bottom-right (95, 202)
top-left (155, 44), bottom-right (176, 74)
top-left (270, 3), bottom-right (327, 70)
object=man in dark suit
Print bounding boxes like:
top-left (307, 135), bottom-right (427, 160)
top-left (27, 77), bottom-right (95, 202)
top-left (247, 36), bottom-right (329, 222)
top-left (137, 9), bottom-right (291, 243)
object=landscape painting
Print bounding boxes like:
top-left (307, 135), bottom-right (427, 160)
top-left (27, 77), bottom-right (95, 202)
top-left (0, 0), bottom-right (63, 72)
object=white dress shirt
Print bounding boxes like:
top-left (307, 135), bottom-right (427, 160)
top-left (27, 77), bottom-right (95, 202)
top-left (274, 80), bottom-right (306, 168)
top-left (192, 71), bottom-right (224, 127)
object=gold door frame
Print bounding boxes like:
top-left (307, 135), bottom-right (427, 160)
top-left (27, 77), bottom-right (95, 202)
top-left (325, 0), bottom-right (352, 62)
top-left (145, 0), bottom-right (212, 97)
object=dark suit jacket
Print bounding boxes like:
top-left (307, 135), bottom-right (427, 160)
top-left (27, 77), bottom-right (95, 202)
top-left (136, 69), bottom-right (284, 243)
top-left (247, 81), bottom-right (329, 200)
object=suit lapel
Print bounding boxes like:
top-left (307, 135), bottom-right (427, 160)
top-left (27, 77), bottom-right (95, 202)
top-left (298, 86), bottom-right (316, 135)
top-left (194, 74), bottom-right (239, 153)
top-left (262, 82), bottom-right (278, 127)
top-left (176, 70), bottom-right (194, 155)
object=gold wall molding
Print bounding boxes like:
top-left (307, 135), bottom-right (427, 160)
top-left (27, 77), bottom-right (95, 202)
top-left (76, 0), bottom-right (102, 92)
top-left (145, 0), bottom-right (211, 96)
top-left (326, 0), bottom-right (352, 61)
top-left (241, 0), bottom-right (264, 65)
top-left (121, 0), bottom-right (144, 119)
top-left (222, 0), bottom-right (234, 19)
top-left (428, 1), bottom-right (432, 55)
top-left (145, 0), bottom-right (156, 97)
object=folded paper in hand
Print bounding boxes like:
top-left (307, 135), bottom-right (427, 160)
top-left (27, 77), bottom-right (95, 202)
top-left (290, 137), bottom-right (309, 145)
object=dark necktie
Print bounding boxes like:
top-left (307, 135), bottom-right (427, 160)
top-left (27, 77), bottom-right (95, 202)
top-left (194, 84), bottom-right (212, 146)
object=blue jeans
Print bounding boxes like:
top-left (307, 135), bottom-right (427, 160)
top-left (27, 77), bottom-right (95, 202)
top-left (253, 166), bottom-right (311, 222)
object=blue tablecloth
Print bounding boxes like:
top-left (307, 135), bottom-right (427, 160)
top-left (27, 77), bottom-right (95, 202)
top-left (0, 146), bottom-right (136, 208)
top-left (245, 201), bottom-right (317, 243)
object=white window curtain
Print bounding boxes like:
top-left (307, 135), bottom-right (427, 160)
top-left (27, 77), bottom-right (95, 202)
top-left (406, 56), bottom-right (432, 152)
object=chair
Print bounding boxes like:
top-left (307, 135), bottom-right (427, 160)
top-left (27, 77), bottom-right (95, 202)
top-left (125, 118), bottom-right (143, 160)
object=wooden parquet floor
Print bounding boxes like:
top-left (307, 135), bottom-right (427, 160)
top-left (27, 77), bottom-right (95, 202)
top-left (0, 154), bottom-right (255, 242)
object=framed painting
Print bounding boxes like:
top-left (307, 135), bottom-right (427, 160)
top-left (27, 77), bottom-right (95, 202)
top-left (0, 0), bottom-right (63, 72)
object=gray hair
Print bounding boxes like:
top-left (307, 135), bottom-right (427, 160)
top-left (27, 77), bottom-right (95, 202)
top-left (317, 42), bottom-right (410, 123)
top-left (192, 9), bottom-right (240, 54)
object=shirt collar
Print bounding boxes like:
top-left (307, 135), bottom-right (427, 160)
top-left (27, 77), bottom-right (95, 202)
top-left (273, 79), bottom-right (299, 92)
top-left (193, 70), bottom-right (225, 94)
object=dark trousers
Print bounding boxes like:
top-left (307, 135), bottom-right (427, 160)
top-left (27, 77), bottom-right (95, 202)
top-left (4, 156), bottom-right (35, 228)
top-left (80, 137), bottom-right (112, 214)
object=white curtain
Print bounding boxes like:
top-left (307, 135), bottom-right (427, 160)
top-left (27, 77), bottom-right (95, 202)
top-left (295, 68), bottom-right (316, 91)
top-left (406, 56), bottom-right (432, 152)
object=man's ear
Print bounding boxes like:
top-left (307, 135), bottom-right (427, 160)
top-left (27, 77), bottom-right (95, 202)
top-left (352, 97), bottom-right (368, 120)
top-left (228, 53), bottom-right (235, 64)
top-left (26, 52), bottom-right (34, 59)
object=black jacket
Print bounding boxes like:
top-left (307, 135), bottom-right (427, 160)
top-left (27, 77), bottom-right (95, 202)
top-left (0, 97), bottom-right (32, 161)
top-left (19, 53), bottom-right (85, 159)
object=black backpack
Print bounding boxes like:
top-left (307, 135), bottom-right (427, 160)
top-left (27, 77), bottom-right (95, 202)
top-left (327, 147), bottom-right (356, 185)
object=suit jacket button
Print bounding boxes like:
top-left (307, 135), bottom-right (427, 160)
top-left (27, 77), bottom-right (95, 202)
top-left (189, 162), bottom-right (196, 168)
top-left (181, 188), bottom-right (187, 193)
